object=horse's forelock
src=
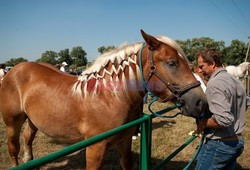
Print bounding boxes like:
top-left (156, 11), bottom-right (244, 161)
top-left (156, 36), bottom-right (189, 63)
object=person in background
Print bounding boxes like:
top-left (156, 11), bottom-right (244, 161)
top-left (60, 62), bottom-right (68, 72)
top-left (0, 63), bottom-right (7, 82)
top-left (195, 48), bottom-right (246, 170)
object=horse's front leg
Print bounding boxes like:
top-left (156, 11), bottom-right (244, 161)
top-left (22, 119), bottom-right (38, 163)
top-left (86, 141), bottom-right (108, 170)
top-left (115, 138), bottom-right (133, 170)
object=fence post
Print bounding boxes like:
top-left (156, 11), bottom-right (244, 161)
top-left (140, 113), bottom-right (152, 170)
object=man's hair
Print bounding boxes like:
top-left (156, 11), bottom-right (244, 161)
top-left (195, 48), bottom-right (222, 67)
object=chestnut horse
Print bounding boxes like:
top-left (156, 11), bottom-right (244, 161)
top-left (0, 30), bottom-right (207, 169)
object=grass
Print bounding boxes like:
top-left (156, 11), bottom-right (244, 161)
top-left (0, 102), bottom-right (250, 170)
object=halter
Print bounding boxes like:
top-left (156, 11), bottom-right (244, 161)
top-left (139, 43), bottom-right (201, 103)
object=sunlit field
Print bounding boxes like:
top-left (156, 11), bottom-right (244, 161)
top-left (1, 102), bottom-right (250, 169)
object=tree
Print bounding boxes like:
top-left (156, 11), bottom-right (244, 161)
top-left (36, 51), bottom-right (58, 65)
top-left (221, 40), bottom-right (247, 65)
top-left (58, 49), bottom-right (72, 66)
top-left (176, 37), bottom-right (225, 62)
top-left (70, 46), bottom-right (88, 67)
top-left (5, 57), bottom-right (28, 66)
top-left (98, 46), bottom-right (116, 54)
top-left (176, 39), bottom-right (192, 60)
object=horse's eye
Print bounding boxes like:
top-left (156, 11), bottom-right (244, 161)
top-left (166, 60), bottom-right (177, 67)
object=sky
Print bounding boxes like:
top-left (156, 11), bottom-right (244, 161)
top-left (0, 0), bottom-right (250, 63)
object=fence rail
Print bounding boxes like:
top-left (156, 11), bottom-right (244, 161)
top-left (10, 104), bottom-right (198, 170)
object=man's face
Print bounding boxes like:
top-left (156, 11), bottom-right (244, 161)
top-left (197, 56), bottom-right (215, 81)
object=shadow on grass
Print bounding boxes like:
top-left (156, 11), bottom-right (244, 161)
top-left (40, 147), bottom-right (194, 170)
top-left (152, 120), bottom-right (176, 130)
top-left (41, 146), bottom-right (250, 170)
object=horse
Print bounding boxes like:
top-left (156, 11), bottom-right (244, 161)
top-left (0, 30), bottom-right (207, 169)
top-left (226, 61), bottom-right (250, 79)
top-left (226, 62), bottom-right (250, 95)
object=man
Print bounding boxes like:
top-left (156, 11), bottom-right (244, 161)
top-left (60, 61), bottom-right (68, 72)
top-left (195, 48), bottom-right (246, 170)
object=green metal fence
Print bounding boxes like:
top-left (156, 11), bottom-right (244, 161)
top-left (10, 104), bottom-right (199, 170)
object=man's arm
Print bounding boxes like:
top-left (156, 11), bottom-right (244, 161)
top-left (197, 118), bottom-right (224, 133)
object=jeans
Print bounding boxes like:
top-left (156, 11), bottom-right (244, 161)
top-left (195, 137), bottom-right (244, 170)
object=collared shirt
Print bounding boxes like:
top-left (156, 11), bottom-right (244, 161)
top-left (205, 68), bottom-right (246, 139)
top-left (60, 66), bottom-right (66, 72)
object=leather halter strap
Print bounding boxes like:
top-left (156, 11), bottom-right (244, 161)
top-left (140, 44), bottom-right (201, 102)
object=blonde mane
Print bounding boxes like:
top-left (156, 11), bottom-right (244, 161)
top-left (72, 36), bottom-right (186, 97)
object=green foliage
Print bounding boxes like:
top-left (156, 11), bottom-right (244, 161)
top-left (176, 37), bottom-right (225, 62)
top-left (221, 40), bottom-right (247, 65)
top-left (98, 45), bottom-right (116, 54)
top-left (176, 38), bottom-right (249, 66)
top-left (58, 49), bottom-right (72, 66)
top-left (36, 51), bottom-right (58, 65)
top-left (70, 46), bottom-right (88, 67)
top-left (5, 57), bottom-right (28, 66)
top-left (34, 46), bottom-right (87, 67)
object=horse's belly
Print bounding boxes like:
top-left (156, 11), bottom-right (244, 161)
top-left (28, 115), bottom-right (85, 144)
top-left (45, 132), bottom-right (85, 144)
top-left (40, 127), bottom-right (85, 144)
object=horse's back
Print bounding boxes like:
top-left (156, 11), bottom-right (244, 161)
top-left (0, 62), bottom-right (75, 116)
top-left (0, 62), bottom-right (59, 93)
top-left (226, 62), bottom-right (250, 78)
top-left (226, 66), bottom-right (237, 77)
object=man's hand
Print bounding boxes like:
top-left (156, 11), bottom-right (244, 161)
top-left (197, 119), bottom-right (208, 133)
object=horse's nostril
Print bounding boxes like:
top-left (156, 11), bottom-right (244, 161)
top-left (196, 99), bottom-right (202, 111)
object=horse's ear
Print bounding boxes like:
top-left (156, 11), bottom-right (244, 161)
top-left (141, 29), bottom-right (160, 50)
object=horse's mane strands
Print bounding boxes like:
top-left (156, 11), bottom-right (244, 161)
top-left (72, 35), bottom-right (186, 97)
top-left (72, 42), bottom-right (143, 97)
top-left (83, 42), bottom-right (142, 76)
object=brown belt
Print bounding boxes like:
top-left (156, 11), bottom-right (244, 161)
top-left (206, 134), bottom-right (242, 142)
top-left (220, 134), bottom-right (242, 141)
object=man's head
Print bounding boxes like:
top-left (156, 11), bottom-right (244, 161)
top-left (195, 48), bottom-right (222, 81)
top-left (0, 63), bottom-right (6, 69)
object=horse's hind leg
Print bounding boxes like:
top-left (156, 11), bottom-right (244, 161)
top-left (115, 138), bottom-right (133, 170)
top-left (86, 141), bottom-right (108, 170)
top-left (22, 119), bottom-right (38, 163)
top-left (4, 113), bottom-right (27, 166)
